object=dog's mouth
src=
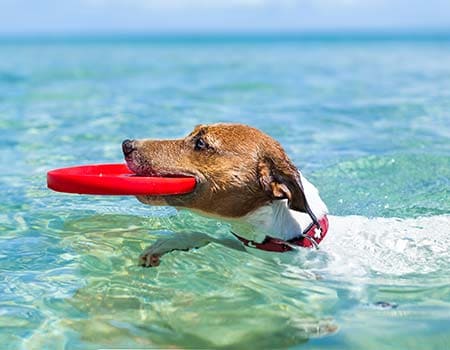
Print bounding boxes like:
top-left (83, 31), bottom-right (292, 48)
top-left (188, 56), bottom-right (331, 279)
top-left (125, 157), bottom-right (199, 181)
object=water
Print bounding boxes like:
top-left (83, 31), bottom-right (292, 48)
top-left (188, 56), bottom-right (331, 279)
top-left (0, 34), bottom-right (449, 349)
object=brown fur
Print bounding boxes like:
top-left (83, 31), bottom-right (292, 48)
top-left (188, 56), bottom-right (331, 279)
top-left (124, 123), bottom-right (308, 218)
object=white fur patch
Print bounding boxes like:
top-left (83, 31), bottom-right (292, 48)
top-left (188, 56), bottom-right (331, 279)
top-left (232, 174), bottom-right (328, 242)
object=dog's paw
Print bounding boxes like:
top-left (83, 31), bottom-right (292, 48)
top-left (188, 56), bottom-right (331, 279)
top-left (138, 237), bottom-right (175, 267)
top-left (139, 251), bottom-right (161, 267)
top-left (138, 233), bottom-right (212, 267)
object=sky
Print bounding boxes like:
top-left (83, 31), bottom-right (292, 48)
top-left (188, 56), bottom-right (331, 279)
top-left (1, 0), bottom-right (450, 35)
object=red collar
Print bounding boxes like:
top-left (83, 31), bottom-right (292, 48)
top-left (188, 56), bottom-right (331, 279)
top-left (232, 215), bottom-right (329, 253)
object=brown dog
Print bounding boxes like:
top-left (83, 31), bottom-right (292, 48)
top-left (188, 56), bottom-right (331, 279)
top-left (122, 123), bottom-right (328, 267)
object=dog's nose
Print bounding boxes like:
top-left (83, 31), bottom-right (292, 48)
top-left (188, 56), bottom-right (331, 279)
top-left (122, 139), bottom-right (136, 156)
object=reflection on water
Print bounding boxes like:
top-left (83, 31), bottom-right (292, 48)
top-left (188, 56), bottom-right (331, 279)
top-left (3, 208), bottom-right (450, 349)
top-left (14, 213), bottom-right (338, 349)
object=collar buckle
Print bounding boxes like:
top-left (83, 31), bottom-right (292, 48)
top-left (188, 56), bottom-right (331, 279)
top-left (314, 227), bottom-right (322, 239)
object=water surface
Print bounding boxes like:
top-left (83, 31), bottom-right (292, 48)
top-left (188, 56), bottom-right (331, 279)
top-left (0, 34), bottom-right (449, 349)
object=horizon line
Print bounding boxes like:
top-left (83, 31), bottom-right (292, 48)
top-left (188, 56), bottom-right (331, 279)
top-left (1, 28), bottom-right (450, 40)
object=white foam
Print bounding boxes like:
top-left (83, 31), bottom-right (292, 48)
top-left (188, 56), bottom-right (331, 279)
top-left (317, 214), bottom-right (450, 278)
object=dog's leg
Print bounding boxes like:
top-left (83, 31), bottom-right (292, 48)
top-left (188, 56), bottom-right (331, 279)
top-left (139, 232), bottom-right (245, 267)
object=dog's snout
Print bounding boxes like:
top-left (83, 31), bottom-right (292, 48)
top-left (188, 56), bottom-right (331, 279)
top-left (122, 139), bottom-right (136, 156)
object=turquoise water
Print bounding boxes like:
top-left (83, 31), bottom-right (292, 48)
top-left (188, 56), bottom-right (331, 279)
top-left (1, 35), bottom-right (449, 349)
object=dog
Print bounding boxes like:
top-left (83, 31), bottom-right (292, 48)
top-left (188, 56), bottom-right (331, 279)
top-left (122, 123), bottom-right (329, 267)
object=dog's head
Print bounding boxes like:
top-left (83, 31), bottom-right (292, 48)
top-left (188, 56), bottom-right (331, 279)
top-left (123, 123), bottom-right (310, 218)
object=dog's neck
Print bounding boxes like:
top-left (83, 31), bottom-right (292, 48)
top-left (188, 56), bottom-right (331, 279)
top-left (230, 174), bottom-right (328, 242)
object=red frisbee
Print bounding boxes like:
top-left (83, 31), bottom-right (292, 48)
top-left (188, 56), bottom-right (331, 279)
top-left (47, 164), bottom-right (196, 196)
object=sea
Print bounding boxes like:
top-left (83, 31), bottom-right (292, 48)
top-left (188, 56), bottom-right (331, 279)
top-left (0, 33), bottom-right (449, 349)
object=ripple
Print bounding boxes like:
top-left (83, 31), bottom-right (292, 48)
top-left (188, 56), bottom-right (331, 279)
top-left (311, 154), bottom-right (450, 218)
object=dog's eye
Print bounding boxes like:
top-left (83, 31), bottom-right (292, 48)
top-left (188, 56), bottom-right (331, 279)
top-left (194, 138), bottom-right (208, 151)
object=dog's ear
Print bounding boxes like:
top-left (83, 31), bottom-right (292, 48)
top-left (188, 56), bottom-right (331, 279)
top-left (258, 157), bottom-right (308, 213)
